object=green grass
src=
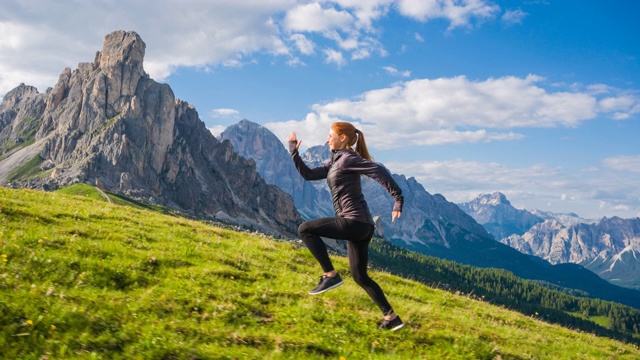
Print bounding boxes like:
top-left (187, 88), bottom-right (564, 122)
top-left (57, 184), bottom-right (182, 214)
top-left (568, 311), bottom-right (611, 328)
top-left (1, 186), bottom-right (639, 359)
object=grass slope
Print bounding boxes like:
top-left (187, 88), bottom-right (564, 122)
top-left (1, 186), bottom-right (639, 359)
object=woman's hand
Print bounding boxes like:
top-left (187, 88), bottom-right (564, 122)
top-left (392, 210), bottom-right (402, 222)
top-left (289, 132), bottom-right (301, 152)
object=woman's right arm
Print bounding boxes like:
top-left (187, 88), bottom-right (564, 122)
top-left (289, 132), bottom-right (328, 181)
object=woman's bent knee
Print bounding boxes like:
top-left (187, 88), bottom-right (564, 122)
top-left (298, 221), bottom-right (311, 237)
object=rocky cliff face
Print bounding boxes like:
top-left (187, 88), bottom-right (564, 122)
top-left (502, 217), bottom-right (640, 289)
top-left (0, 30), bottom-right (301, 237)
top-left (219, 120), bottom-right (333, 220)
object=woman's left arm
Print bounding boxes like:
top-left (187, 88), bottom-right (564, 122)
top-left (346, 155), bottom-right (404, 220)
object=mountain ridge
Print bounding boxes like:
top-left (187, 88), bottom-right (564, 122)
top-left (460, 192), bottom-right (640, 290)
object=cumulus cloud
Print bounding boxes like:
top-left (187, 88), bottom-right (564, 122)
top-left (282, 1), bottom-right (391, 62)
top-left (284, 3), bottom-right (354, 32)
top-left (266, 74), bottom-right (640, 151)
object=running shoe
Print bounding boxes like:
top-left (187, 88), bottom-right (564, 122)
top-left (308, 274), bottom-right (344, 295)
top-left (378, 315), bottom-right (405, 331)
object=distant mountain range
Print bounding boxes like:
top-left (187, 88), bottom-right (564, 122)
top-left (220, 120), bottom-right (640, 308)
top-left (459, 192), bottom-right (640, 290)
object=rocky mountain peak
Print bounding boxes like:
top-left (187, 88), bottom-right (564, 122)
top-left (95, 30), bottom-right (146, 99)
top-left (0, 30), bottom-right (301, 237)
top-left (480, 192), bottom-right (510, 206)
top-left (99, 31), bottom-right (145, 69)
top-left (1, 84), bottom-right (40, 109)
top-left (458, 192), bottom-right (544, 239)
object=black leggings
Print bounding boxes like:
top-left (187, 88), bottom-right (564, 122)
top-left (298, 217), bottom-right (393, 315)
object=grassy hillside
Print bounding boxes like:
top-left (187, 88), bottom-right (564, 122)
top-left (1, 186), bottom-right (639, 359)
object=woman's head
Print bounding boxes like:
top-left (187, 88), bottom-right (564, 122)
top-left (328, 121), bottom-right (372, 161)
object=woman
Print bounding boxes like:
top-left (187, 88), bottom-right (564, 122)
top-left (288, 121), bottom-right (404, 331)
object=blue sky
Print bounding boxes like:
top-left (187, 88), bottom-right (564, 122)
top-left (1, 0), bottom-right (639, 219)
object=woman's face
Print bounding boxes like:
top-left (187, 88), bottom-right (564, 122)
top-left (327, 128), bottom-right (347, 150)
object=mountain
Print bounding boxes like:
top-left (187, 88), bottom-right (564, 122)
top-left (220, 120), bottom-right (640, 309)
top-left (457, 192), bottom-right (545, 239)
top-left (503, 217), bottom-right (640, 290)
top-left (0, 30), bottom-right (300, 237)
top-left (458, 193), bottom-right (596, 236)
top-left (218, 120), bottom-right (333, 220)
top-left (459, 193), bottom-right (640, 290)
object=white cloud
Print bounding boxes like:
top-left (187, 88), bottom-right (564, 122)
top-left (323, 48), bottom-right (346, 65)
top-left (284, 3), bottom-right (354, 32)
top-left (501, 9), bottom-right (527, 26)
top-left (598, 95), bottom-right (640, 120)
top-left (290, 34), bottom-right (316, 55)
top-left (211, 108), bottom-right (241, 118)
top-left (383, 66), bottom-right (411, 77)
top-left (414, 32), bottom-right (425, 42)
top-left (602, 155), bottom-right (640, 173)
top-left (331, 0), bottom-right (394, 30)
top-left (265, 74), bottom-right (638, 151)
top-left (397, 0), bottom-right (500, 30)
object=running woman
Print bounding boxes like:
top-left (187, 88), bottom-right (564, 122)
top-left (288, 121), bottom-right (405, 331)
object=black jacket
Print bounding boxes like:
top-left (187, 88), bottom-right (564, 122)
top-left (290, 144), bottom-right (403, 224)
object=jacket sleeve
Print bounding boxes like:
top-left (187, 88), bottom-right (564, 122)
top-left (344, 154), bottom-right (404, 212)
top-left (289, 141), bottom-right (329, 181)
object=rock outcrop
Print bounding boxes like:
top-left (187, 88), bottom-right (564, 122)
top-left (0, 31), bottom-right (301, 237)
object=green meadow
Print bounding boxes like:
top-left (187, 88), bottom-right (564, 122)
top-left (1, 185), bottom-right (638, 359)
